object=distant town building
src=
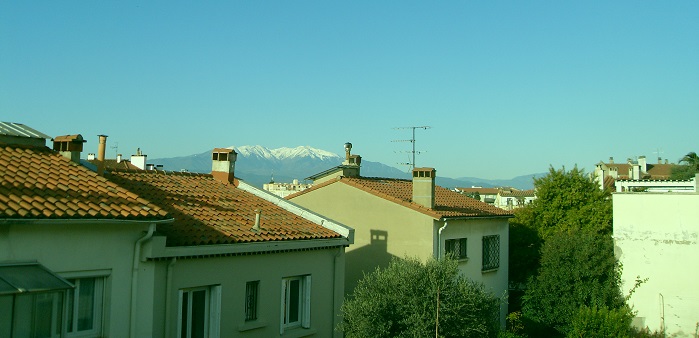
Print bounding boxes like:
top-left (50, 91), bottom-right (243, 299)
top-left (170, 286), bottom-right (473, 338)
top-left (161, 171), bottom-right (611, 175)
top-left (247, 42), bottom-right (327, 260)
top-left (263, 178), bottom-right (313, 198)
top-left (593, 156), bottom-right (678, 191)
top-left (454, 187), bottom-right (536, 210)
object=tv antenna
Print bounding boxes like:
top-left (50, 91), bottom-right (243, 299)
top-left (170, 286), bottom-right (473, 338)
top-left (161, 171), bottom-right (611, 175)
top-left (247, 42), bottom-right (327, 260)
top-left (110, 142), bottom-right (119, 158)
top-left (392, 126), bottom-right (431, 171)
top-left (653, 148), bottom-right (664, 162)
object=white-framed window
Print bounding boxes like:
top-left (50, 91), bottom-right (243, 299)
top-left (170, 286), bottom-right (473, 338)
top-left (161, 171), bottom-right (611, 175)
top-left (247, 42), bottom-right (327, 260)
top-left (11, 291), bottom-right (65, 337)
top-left (482, 235), bottom-right (500, 271)
top-left (178, 285), bottom-right (221, 338)
top-left (245, 281), bottom-right (259, 321)
top-left (65, 277), bottom-right (104, 337)
top-left (445, 238), bottom-right (468, 260)
top-left (280, 275), bottom-right (311, 333)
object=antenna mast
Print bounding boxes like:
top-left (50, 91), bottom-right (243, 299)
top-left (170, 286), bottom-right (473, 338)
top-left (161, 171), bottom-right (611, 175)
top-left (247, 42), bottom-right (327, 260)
top-left (392, 126), bottom-right (431, 170)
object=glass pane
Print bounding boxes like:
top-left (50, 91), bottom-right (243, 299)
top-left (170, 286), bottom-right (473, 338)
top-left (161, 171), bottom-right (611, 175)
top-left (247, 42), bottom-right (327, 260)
top-left (77, 278), bottom-right (95, 331)
top-left (191, 290), bottom-right (207, 338)
top-left (66, 287), bottom-right (75, 332)
top-left (180, 292), bottom-right (188, 338)
top-left (0, 296), bottom-right (12, 338)
top-left (288, 280), bottom-right (300, 323)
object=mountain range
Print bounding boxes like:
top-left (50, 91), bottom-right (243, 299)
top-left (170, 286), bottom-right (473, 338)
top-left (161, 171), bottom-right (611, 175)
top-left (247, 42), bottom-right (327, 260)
top-left (150, 145), bottom-right (541, 190)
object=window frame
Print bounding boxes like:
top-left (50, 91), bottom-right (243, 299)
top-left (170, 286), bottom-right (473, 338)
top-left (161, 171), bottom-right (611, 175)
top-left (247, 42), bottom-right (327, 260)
top-left (280, 275), bottom-right (311, 334)
top-left (64, 276), bottom-right (105, 337)
top-left (444, 237), bottom-right (468, 260)
top-left (177, 285), bottom-right (221, 338)
top-left (482, 235), bottom-right (500, 271)
top-left (244, 281), bottom-right (259, 322)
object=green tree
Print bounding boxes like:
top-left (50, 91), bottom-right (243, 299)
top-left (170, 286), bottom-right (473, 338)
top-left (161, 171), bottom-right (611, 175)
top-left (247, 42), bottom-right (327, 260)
top-left (670, 151), bottom-right (699, 180)
top-left (508, 166), bottom-right (611, 287)
top-left (341, 256), bottom-right (500, 338)
top-left (522, 231), bottom-right (624, 336)
top-left (566, 305), bottom-right (633, 338)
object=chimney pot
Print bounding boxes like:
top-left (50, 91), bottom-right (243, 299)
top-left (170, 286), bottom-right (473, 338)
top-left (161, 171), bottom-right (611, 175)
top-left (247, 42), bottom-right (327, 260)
top-left (97, 135), bottom-right (108, 175)
top-left (253, 209), bottom-right (261, 231)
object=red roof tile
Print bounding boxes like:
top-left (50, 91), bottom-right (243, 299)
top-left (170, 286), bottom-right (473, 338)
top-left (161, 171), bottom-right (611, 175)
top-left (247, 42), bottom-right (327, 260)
top-left (0, 144), bottom-right (169, 221)
top-left (106, 169), bottom-right (342, 246)
top-left (289, 177), bottom-right (512, 219)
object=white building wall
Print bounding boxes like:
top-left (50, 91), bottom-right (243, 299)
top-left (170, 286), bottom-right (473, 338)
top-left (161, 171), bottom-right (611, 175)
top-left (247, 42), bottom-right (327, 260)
top-left (613, 193), bottom-right (699, 337)
top-left (0, 221), bottom-right (151, 338)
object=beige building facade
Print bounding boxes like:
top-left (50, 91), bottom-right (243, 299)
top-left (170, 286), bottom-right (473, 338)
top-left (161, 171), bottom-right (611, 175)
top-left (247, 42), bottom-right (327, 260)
top-left (289, 147), bottom-right (511, 327)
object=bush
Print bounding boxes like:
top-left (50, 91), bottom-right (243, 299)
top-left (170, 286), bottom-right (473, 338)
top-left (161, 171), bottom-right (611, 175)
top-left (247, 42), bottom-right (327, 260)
top-left (341, 256), bottom-right (500, 338)
top-left (567, 305), bottom-right (632, 338)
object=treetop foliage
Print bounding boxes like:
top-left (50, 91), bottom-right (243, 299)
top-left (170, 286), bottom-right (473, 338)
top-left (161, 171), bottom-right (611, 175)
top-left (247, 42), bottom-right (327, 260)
top-left (514, 166), bottom-right (612, 240)
top-left (341, 256), bottom-right (500, 338)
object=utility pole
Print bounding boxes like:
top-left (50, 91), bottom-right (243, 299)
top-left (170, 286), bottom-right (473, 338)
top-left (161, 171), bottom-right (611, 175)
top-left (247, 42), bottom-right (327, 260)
top-left (392, 126), bottom-right (431, 170)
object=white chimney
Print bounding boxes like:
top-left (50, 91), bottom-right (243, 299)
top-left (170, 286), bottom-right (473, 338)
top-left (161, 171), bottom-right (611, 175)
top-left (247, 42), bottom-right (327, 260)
top-left (130, 148), bottom-right (147, 170)
top-left (412, 167), bottom-right (436, 209)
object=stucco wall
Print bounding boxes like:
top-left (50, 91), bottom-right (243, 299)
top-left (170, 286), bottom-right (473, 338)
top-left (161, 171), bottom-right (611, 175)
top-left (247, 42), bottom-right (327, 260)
top-left (291, 182), bottom-right (509, 327)
top-left (614, 193), bottom-right (699, 337)
top-left (158, 247), bottom-right (344, 338)
top-left (0, 220), bottom-right (151, 337)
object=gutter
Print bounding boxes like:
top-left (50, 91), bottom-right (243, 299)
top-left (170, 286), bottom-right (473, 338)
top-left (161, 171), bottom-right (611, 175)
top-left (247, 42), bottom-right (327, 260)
top-left (130, 223), bottom-right (156, 338)
top-left (146, 237), bottom-right (352, 260)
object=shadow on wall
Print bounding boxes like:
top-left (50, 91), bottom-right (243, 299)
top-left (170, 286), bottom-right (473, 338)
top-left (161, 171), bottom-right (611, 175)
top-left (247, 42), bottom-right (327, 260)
top-left (345, 229), bottom-right (399, 296)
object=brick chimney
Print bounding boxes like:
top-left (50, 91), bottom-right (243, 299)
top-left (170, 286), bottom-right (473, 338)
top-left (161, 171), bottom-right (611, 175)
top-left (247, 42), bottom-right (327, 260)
top-left (341, 142), bottom-right (361, 177)
top-left (211, 148), bottom-right (237, 185)
top-left (412, 167), bottom-right (436, 209)
top-left (53, 134), bottom-right (86, 164)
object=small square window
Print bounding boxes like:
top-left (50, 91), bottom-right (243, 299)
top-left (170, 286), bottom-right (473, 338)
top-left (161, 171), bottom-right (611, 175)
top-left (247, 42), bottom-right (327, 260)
top-left (445, 238), bottom-right (468, 260)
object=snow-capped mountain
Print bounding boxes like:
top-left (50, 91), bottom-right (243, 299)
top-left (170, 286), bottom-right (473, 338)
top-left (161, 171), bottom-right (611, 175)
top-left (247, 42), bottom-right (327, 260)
top-left (233, 145), bottom-right (339, 161)
top-left (149, 145), bottom-right (537, 189)
top-left (150, 145), bottom-right (406, 187)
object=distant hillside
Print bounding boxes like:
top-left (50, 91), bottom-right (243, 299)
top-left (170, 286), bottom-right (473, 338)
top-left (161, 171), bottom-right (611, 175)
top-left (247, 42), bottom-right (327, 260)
top-left (150, 145), bottom-right (539, 190)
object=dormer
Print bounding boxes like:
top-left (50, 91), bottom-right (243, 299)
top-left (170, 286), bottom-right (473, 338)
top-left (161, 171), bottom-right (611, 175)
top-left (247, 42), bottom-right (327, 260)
top-left (53, 134), bottom-right (86, 163)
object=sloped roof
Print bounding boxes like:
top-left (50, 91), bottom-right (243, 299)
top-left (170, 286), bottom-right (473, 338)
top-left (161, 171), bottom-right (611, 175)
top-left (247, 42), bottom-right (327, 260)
top-left (456, 187), bottom-right (499, 195)
top-left (499, 189), bottom-right (536, 198)
top-left (288, 176), bottom-right (512, 219)
top-left (0, 144), bottom-right (169, 220)
top-left (106, 170), bottom-right (343, 246)
top-left (87, 159), bottom-right (142, 171)
top-left (0, 122), bottom-right (52, 140)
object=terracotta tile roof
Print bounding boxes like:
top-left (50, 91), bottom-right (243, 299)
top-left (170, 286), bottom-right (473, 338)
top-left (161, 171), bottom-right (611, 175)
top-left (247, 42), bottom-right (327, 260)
top-left (499, 189), bottom-right (536, 198)
top-left (87, 159), bottom-right (142, 171)
top-left (0, 144), bottom-right (169, 220)
top-left (601, 162), bottom-right (677, 180)
top-left (455, 187), bottom-right (499, 195)
top-left (289, 177), bottom-right (512, 219)
top-left (106, 170), bottom-right (342, 246)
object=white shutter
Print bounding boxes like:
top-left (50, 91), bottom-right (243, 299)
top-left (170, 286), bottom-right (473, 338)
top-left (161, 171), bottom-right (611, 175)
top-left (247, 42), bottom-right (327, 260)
top-left (280, 279), bottom-right (287, 335)
top-left (209, 285), bottom-right (221, 338)
top-left (302, 275), bottom-right (311, 328)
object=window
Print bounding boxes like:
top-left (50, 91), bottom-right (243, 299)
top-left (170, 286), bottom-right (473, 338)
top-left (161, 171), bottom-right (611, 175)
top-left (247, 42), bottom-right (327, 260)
top-left (444, 238), bottom-right (468, 260)
top-left (178, 286), bottom-right (221, 338)
top-left (482, 235), bottom-right (500, 271)
top-left (280, 276), bottom-right (311, 332)
top-left (245, 281), bottom-right (259, 321)
top-left (65, 277), bottom-right (104, 337)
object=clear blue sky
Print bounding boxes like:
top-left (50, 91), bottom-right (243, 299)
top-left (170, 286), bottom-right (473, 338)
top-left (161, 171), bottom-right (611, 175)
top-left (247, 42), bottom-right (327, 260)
top-left (2, 1), bottom-right (697, 179)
